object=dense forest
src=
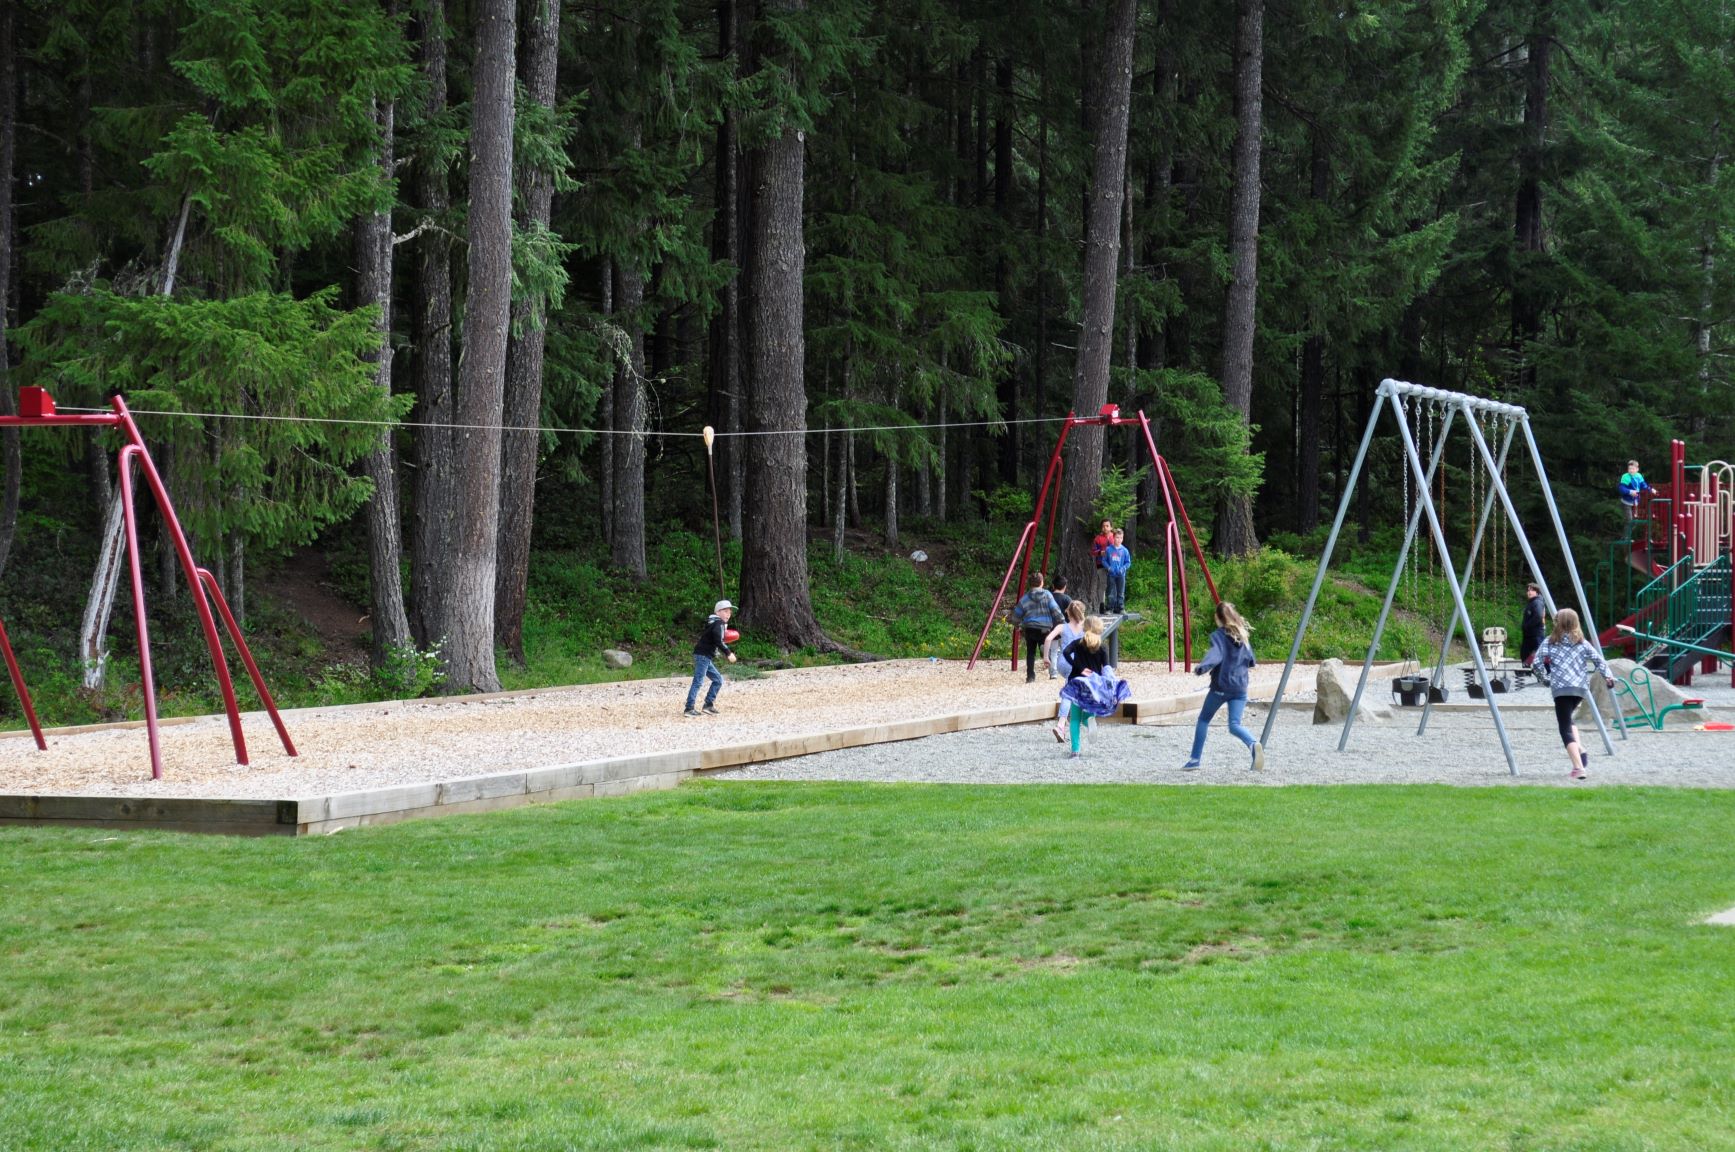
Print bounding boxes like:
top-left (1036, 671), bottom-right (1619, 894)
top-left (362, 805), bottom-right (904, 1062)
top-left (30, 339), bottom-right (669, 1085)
top-left (0, 0), bottom-right (1730, 695)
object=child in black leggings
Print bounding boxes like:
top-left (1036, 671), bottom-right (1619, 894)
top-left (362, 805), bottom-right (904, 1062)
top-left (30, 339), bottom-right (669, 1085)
top-left (1533, 608), bottom-right (1613, 780)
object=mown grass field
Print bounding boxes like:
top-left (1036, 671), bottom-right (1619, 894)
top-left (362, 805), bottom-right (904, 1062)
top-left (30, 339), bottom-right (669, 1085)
top-left (4, 782), bottom-right (1733, 1150)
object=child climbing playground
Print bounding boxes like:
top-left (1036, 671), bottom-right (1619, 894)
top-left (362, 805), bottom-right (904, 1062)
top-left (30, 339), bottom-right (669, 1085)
top-left (1183, 602), bottom-right (1263, 771)
top-left (1534, 608), bottom-right (1614, 780)
top-left (684, 600), bottom-right (739, 717)
top-left (1619, 459), bottom-right (1651, 520)
top-left (1103, 528), bottom-right (1131, 614)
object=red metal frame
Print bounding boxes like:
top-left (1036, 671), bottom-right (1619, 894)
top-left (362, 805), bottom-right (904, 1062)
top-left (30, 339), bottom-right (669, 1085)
top-left (967, 404), bottom-right (1220, 672)
top-left (0, 388), bottom-right (296, 779)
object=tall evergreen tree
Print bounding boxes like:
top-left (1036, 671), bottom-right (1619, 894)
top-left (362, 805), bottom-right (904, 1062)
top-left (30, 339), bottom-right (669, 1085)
top-left (436, 0), bottom-right (515, 693)
top-left (1216, 0), bottom-right (1264, 558)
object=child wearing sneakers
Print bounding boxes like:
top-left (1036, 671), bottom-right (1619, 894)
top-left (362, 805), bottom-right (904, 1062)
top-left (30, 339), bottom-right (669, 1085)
top-left (1532, 607), bottom-right (1613, 779)
top-left (684, 600), bottom-right (738, 716)
top-left (1182, 601), bottom-right (1263, 771)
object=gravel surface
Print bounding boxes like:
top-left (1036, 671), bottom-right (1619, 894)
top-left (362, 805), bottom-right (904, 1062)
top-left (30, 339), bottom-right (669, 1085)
top-left (714, 695), bottom-right (1735, 788)
top-left (0, 659), bottom-right (1290, 799)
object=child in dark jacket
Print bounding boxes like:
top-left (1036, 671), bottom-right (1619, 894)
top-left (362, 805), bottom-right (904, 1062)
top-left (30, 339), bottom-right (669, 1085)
top-left (1182, 602), bottom-right (1263, 770)
top-left (684, 600), bottom-right (738, 716)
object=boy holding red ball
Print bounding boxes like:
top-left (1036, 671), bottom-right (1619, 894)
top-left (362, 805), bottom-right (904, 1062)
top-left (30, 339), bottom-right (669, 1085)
top-left (685, 600), bottom-right (738, 717)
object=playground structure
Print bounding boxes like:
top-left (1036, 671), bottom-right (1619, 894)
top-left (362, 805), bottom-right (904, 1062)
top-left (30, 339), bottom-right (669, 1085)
top-left (1592, 439), bottom-right (1735, 687)
top-left (0, 386), bottom-right (296, 780)
top-left (968, 404), bottom-right (1219, 672)
top-left (1261, 379), bottom-right (1617, 776)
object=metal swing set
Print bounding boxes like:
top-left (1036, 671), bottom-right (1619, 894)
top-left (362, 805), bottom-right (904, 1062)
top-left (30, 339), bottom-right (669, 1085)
top-left (0, 386), bottom-right (296, 780)
top-left (1260, 379), bottom-right (1622, 776)
top-left (968, 403), bottom-right (1219, 672)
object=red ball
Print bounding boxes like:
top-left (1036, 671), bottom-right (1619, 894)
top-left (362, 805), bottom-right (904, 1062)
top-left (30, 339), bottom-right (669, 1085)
top-left (724, 629), bottom-right (741, 644)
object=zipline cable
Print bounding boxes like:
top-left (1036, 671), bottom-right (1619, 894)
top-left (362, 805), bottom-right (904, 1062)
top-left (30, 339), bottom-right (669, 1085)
top-left (59, 405), bottom-right (1072, 440)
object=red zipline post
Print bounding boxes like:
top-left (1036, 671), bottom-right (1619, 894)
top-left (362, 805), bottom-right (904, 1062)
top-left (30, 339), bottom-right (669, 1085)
top-left (0, 388), bottom-right (296, 780)
top-left (969, 406), bottom-right (1219, 672)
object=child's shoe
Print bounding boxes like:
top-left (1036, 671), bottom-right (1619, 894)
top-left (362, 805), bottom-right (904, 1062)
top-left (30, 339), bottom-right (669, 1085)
top-left (1250, 742), bottom-right (1265, 771)
top-left (683, 707), bottom-right (701, 718)
top-left (1180, 759), bottom-right (1201, 770)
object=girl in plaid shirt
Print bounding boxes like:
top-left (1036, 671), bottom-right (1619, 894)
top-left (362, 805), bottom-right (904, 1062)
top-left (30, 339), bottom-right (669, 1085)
top-left (1533, 608), bottom-right (1613, 780)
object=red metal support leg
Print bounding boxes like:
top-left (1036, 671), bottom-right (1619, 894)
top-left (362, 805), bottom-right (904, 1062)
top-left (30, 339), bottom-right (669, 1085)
top-left (114, 400), bottom-right (250, 766)
top-left (969, 522), bottom-right (1035, 670)
top-left (1036, 418), bottom-right (1075, 583)
top-left (1165, 520), bottom-right (1177, 672)
top-left (196, 569), bottom-right (297, 757)
top-left (0, 614), bottom-right (46, 750)
top-left (117, 447), bottom-right (165, 780)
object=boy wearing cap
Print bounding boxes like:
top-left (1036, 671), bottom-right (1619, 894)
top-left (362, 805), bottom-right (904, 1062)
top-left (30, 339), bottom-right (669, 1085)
top-left (685, 600), bottom-right (738, 716)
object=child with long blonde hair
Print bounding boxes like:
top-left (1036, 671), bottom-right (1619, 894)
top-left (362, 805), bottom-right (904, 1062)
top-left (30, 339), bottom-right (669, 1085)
top-left (1058, 615), bottom-right (1109, 756)
top-left (1533, 607), bottom-right (1612, 780)
top-left (1182, 602), bottom-right (1262, 770)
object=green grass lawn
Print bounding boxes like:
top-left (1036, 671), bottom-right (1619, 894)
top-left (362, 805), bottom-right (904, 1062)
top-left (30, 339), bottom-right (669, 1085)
top-left (5, 783), bottom-right (1734, 1150)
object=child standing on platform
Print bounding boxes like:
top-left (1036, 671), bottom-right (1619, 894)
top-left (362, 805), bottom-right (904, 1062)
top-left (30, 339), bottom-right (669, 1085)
top-left (1618, 460), bottom-right (1651, 520)
top-left (1102, 528), bottom-right (1131, 614)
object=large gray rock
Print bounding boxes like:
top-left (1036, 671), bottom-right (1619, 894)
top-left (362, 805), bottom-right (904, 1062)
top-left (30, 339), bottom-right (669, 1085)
top-left (1312, 657), bottom-right (1393, 725)
top-left (1590, 657), bottom-right (1715, 728)
top-left (601, 649), bottom-right (633, 670)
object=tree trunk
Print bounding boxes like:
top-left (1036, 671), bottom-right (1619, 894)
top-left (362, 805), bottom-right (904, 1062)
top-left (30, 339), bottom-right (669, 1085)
top-left (740, 0), bottom-right (827, 650)
top-left (356, 83), bottom-right (414, 666)
top-left (409, 0), bottom-right (456, 649)
top-left (610, 256), bottom-right (649, 578)
top-left (885, 457), bottom-right (899, 548)
top-left (1215, 0), bottom-right (1264, 558)
top-left (495, 0), bottom-right (563, 663)
top-left (1295, 143), bottom-right (1328, 535)
top-left (436, 0), bottom-right (515, 693)
top-left (1056, 0), bottom-right (1136, 590)
top-left (832, 429), bottom-right (847, 562)
top-left (0, 3), bottom-right (19, 581)
top-left (599, 259), bottom-right (615, 546)
top-left (1512, 9), bottom-right (1550, 393)
top-left (995, 54), bottom-right (1018, 487)
top-left (710, 0), bottom-right (745, 542)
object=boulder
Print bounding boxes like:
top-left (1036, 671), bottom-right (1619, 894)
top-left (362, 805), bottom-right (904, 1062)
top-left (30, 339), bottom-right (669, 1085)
top-left (1312, 657), bottom-right (1393, 725)
top-left (601, 649), bottom-right (633, 670)
top-left (1591, 657), bottom-right (1715, 728)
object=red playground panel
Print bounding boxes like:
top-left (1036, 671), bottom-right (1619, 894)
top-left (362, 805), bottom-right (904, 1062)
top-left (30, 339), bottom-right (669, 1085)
top-left (0, 389), bottom-right (296, 779)
top-left (967, 406), bottom-right (1219, 672)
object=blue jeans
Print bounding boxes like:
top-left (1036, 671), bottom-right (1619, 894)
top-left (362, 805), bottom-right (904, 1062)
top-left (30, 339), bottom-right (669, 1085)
top-left (1190, 690), bottom-right (1256, 761)
top-left (1105, 570), bottom-right (1127, 610)
top-left (686, 655), bottom-right (723, 709)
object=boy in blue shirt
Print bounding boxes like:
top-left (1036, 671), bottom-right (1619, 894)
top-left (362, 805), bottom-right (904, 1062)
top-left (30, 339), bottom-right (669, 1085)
top-left (1619, 459), bottom-right (1651, 520)
top-left (1102, 528), bottom-right (1131, 614)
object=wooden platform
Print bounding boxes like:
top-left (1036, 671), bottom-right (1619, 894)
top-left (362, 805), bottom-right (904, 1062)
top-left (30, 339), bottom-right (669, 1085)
top-left (0, 699), bottom-right (1067, 837)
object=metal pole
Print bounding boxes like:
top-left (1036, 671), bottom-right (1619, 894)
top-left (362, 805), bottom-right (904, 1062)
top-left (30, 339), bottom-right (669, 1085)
top-left (703, 427), bottom-right (726, 600)
top-left (1395, 395), bottom-right (1520, 775)
top-left (1457, 413), bottom-right (1618, 749)
top-left (0, 614), bottom-right (46, 750)
top-left (1341, 401), bottom-right (1457, 751)
top-left (1519, 416), bottom-right (1626, 747)
top-left (116, 447), bottom-right (164, 781)
top-left (1260, 380), bottom-right (1386, 747)
top-left (1417, 418), bottom-right (1516, 736)
top-left (1166, 520), bottom-right (1177, 672)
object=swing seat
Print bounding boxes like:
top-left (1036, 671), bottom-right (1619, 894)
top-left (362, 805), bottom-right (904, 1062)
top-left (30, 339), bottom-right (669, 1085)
top-left (1612, 666), bottom-right (1705, 731)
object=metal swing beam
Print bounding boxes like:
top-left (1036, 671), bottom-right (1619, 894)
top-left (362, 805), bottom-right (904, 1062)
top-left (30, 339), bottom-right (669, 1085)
top-left (968, 404), bottom-right (1219, 672)
top-left (0, 386), bottom-right (297, 780)
top-left (1259, 380), bottom-right (1616, 775)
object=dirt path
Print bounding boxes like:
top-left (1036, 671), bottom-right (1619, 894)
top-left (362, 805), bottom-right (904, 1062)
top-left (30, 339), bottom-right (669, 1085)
top-left (255, 550), bottom-right (370, 661)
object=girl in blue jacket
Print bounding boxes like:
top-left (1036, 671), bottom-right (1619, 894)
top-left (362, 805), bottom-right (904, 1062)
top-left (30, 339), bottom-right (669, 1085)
top-left (1182, 601), bottom-right (1264, 771)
